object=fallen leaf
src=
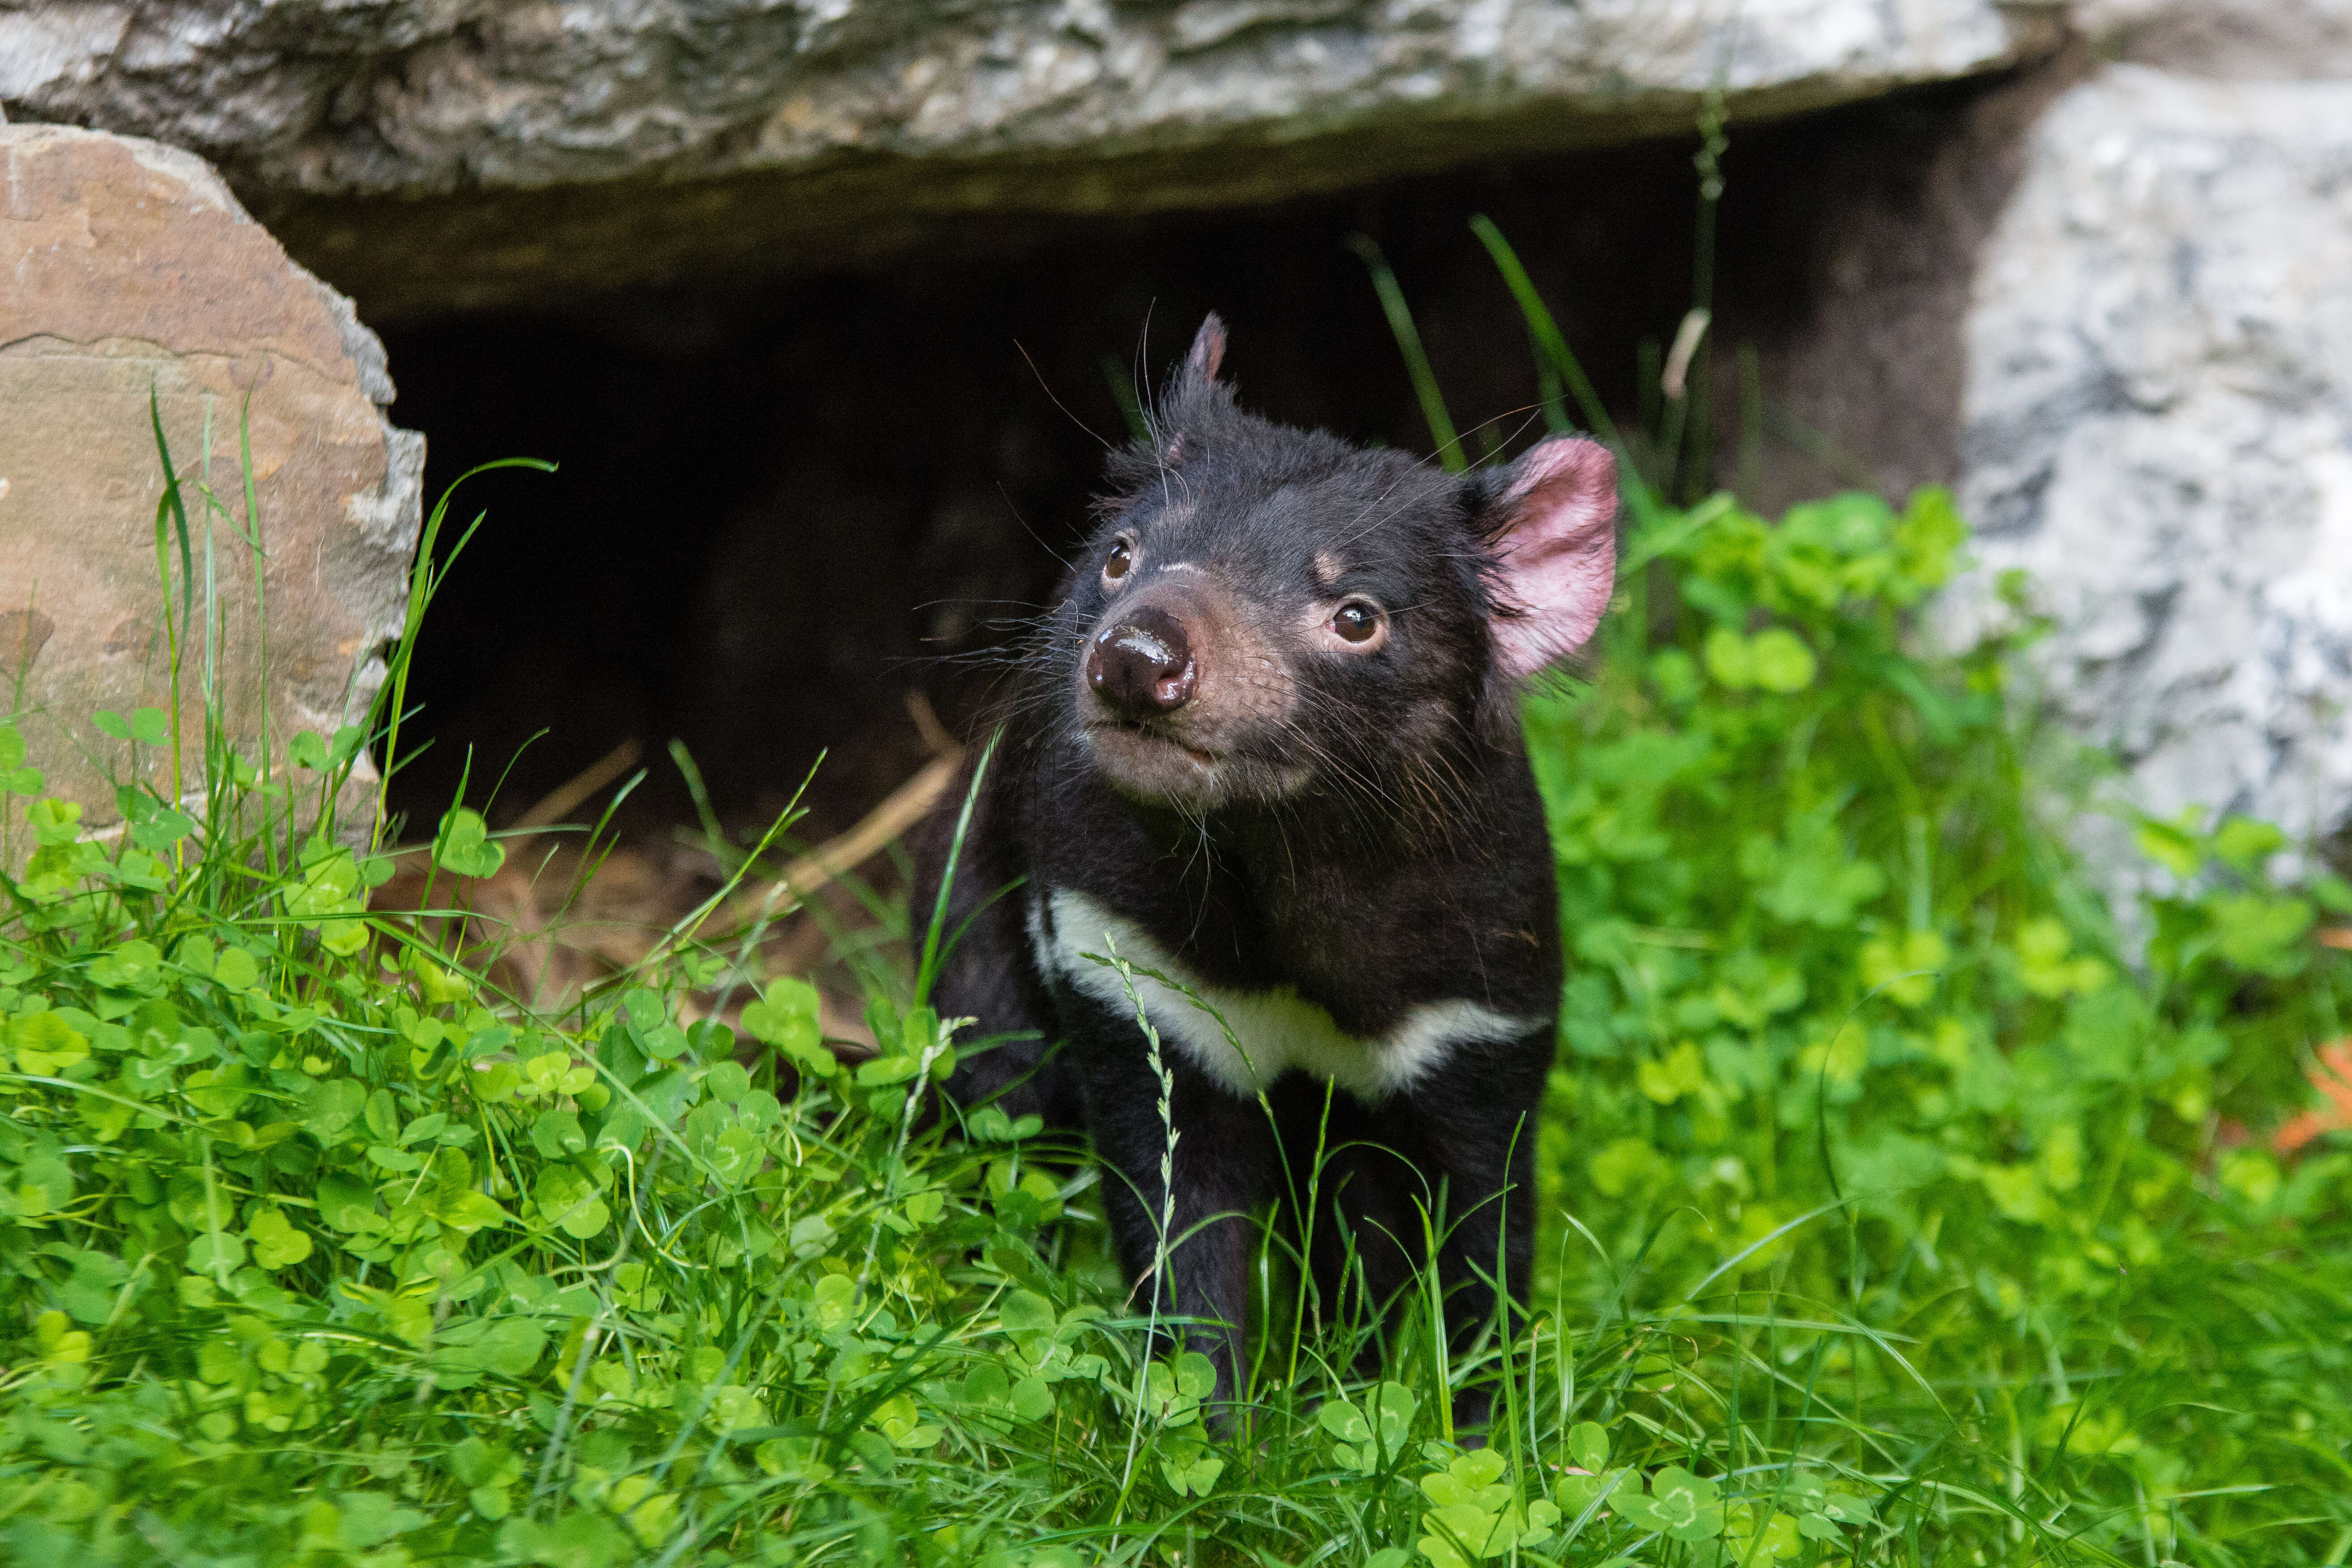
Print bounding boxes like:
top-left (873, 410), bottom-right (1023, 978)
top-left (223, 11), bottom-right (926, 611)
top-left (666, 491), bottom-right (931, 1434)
top-left (2272, 1040), bottom-right (2352, 1155)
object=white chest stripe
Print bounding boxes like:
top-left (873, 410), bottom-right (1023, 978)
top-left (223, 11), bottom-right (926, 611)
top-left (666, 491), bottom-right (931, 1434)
top-left (1031, 888), bottom-right (1532, 1099)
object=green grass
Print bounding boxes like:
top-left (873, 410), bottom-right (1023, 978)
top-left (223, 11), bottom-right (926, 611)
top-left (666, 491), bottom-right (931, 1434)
top-left (1, 233), bottom-right (2350, 1568)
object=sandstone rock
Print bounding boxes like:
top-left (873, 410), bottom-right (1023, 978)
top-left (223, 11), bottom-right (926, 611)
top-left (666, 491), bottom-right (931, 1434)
top-left (0, 125), bottom-right (424, 851)
top-left (2, 0), bottom-right (2063, 315)
top-left (1943, 65), bottom-right (2352, 861)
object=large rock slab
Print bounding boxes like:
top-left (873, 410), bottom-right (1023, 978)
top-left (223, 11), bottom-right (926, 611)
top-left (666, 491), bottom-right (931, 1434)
top-left (1, 0), bottom-right (2062, 315)
top-left (2074, 0), bottom-right (2352, 78)
top-left (0, 125), bottom-right (424, 847)
top-left (1944, 64), bottom-right (2352, 858)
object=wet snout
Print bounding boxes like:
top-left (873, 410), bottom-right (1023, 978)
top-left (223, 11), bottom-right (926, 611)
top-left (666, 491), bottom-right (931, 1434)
top-left (1087, 605), bottom-right (1196, 718)
top-left (1075, 574), bottom-right (1304, 809)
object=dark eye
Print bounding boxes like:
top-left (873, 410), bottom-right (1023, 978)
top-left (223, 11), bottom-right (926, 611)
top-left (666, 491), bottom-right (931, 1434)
top-left (1332, 601), bottom-right (1382, 643)
top-left (1104, 539), bottom-right (1134, 582)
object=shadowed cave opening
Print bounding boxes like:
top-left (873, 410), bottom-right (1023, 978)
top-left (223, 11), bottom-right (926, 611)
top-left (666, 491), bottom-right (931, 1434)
top-left (366, 74), bottom-right (2013, 853)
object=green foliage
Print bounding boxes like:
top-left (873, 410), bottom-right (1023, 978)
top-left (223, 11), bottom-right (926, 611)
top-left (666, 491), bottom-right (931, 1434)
top-left (0, 747), bottom-right (1111, 1562)
top-left (1524, 479), bottom-right (2352, 1561)
top-left (13, 460), bottom-right (2351, 1565)
top-left (7, 241), bottom-right (2352, 1568)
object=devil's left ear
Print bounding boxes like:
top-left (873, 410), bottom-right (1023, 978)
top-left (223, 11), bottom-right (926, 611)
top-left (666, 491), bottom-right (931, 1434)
top-left (1479, 436), bottom-right (1619, 678)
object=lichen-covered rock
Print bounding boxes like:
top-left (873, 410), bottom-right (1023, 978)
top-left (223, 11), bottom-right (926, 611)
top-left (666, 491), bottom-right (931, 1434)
top-left (1, 0), bottom-right (2060, 312)
top-left (1944, 65), bottom-right (2352, 856)
top-left (0, 125), bottom-right (423, 846)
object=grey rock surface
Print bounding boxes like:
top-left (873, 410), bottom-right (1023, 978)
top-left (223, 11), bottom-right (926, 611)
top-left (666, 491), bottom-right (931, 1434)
top-left (0, 0), bottom-right (2063, 311)
top-left (2073, 0), bottom-right (2352, 78)
top-left (1944, 64), bottom-right (2352, 855)
top-left (0, 0), bottom-right (2055, 198)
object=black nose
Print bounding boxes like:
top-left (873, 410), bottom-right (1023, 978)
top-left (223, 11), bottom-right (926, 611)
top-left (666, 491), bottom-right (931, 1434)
top-left (1087, 606), bottom-right (1196, 717)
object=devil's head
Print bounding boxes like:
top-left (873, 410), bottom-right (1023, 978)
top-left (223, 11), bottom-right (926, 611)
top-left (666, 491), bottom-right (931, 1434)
top-left (1049, 314), bottom-right (1618, 818)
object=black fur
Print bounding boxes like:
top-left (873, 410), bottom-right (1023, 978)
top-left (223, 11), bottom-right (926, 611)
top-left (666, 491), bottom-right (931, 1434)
top-left (912, 318), bottom-right (1595, 1424)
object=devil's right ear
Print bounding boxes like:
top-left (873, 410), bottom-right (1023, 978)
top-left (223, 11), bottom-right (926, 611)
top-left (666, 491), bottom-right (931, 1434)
top-left (1155, 312), bottom-right (1230, 464)
top-left (1102, 311), bottom-right (1235, 496)
top-left (1183, 313), bottom-right (1227, 385)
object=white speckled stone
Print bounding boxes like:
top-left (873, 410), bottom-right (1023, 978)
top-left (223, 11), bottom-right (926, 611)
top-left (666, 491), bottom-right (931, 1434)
top-left (1943, 64), bottom-right (2352, 856)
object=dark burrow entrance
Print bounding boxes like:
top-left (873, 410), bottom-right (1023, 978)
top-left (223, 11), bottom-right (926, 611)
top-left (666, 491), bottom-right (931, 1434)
top-left (365, 71), bottom-right (2032, 856)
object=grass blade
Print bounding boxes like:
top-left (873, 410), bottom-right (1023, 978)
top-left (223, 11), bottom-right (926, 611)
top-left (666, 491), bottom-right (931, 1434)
top-left (1347, 234), bottom-right (1465, 472)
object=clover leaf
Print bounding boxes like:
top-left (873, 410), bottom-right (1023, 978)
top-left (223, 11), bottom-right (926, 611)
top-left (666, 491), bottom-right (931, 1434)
top-left (1611, 1465), bottom-right (1725, 1542)
top-left (431, 807), bottom-right (506, 879)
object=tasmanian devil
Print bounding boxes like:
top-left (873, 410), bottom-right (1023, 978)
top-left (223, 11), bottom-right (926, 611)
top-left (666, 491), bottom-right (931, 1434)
top-left (911, 313), bottom-right (1617, 1420)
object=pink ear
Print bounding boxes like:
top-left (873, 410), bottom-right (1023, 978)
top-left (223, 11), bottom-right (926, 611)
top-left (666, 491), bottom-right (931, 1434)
top-left (1486, 437), bottom-right (1619, 678)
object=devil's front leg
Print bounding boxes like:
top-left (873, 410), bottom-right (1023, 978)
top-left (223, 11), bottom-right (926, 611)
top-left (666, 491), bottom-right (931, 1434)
top-left (1391, 1032), bottom-right (1550, 1430)
top-left (1066, 994), bottom-right (1276, 1416)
